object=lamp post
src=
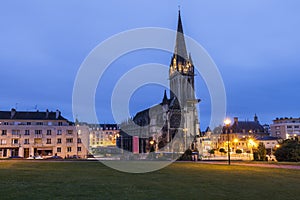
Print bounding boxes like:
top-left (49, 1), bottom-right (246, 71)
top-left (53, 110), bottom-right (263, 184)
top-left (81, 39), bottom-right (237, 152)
top-left (224, 118), bottom-right (231, 165)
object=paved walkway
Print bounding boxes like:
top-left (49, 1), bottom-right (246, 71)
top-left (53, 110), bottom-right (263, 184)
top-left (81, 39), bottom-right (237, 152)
top-left (198, 161), bottom-right (300, 170)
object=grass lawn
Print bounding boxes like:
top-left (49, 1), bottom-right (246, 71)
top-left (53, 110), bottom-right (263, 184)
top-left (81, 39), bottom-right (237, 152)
top-left (0, 161), bottom-right (299, 200)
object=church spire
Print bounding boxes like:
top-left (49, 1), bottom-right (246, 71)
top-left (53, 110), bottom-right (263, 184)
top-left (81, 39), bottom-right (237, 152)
top-left (162, 90), bottom-right (168, 105)
top-left (174, 9), bottom-right (188, 62)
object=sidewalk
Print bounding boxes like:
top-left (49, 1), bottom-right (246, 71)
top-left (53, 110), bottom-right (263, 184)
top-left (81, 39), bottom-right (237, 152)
top-left (198, 160), bottom-right (300, 170)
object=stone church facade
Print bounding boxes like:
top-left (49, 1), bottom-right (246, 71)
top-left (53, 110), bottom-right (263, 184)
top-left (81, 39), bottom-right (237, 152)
top-left (118, 10), bottom-right (200, 154)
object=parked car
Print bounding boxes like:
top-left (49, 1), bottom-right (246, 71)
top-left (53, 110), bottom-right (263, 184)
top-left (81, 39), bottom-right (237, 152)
top-left (26, 155), bottom-right (43, 159)
top-left (46, 155), bottom-right (63, 159)
top-left (9, 156), bottom-right (23, 159)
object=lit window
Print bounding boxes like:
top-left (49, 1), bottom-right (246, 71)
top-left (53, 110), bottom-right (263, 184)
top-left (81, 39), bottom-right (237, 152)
top-left (0, 139), bottom-right (7, 145)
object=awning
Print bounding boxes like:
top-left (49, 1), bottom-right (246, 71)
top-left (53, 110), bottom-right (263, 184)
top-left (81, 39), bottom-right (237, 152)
top-left (37, 148), bottom-right (53, 151)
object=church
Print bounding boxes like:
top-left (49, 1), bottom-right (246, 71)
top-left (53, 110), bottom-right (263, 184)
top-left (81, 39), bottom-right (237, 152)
top-left (117, 10), bottom-right (200, 154)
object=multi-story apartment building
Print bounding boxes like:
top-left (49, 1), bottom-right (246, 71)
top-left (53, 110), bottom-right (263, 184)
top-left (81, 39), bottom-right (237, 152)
top-left (270, 117), bottom-right (300, 139)
top-left (0, 109), bottom-right (88, 158)
top-left (88, 124), bottom-right (120, 148)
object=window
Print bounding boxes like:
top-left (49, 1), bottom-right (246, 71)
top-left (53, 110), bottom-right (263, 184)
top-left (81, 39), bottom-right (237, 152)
top-left (287, 125), bottom-right (292, 129)
top-left (3, 122), bottom-right (8, 125)
top-left (34, 138), bottom-right (42, 144)
top-left (67, 130), bottom-right (73, 134)
top-left (66, 138), bottom-right (73, 143)
top-left (0, 139), bottom-right (7, 145)
top-left (12, 139), bottom-right (19, 144)
top-left (77, 138), bottom-right (82, 143)
top-left (36, 122), bottom-right (43, 125)
top-left (67, 147), bottom-right (72, 152)
top-left (1, 130), bottom-right (7, 136)
top-left (58, 122), bottom-right (63, 126)
top-left (275, 126), bottom-right (280, 130)
top-left (295, 126), bottom-right (299, 129)
top-left (24, 139), bottom-right (29, 144)
top-left (27, 122), bottom-right (31, 125)
top-left (77, 147), bottom-right (81, 152)
top-left (48, 122), bottom-right (52, 126)
top-left (46, 139), bottom-right (51, 144)
top-left (35, 130), bottom-right (42, 135)
top-left (24, 130), bottom-right (30, 135)
top-left (276, 131), bottom-right (281, 135)
top-left (57, 138), bottom-right (62, 144)
top-left (57, 130), bottom-right (62, 135)
top-left (46, 130), bottom-right (51, 135)
top-left (12, 130), bottom-right (20, 135)
top-left (57, 147), bottom-right (61, 152)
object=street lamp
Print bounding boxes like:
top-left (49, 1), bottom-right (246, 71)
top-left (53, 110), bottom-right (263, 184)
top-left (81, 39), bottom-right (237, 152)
top-left (224, 118), bottom-right (231, 165)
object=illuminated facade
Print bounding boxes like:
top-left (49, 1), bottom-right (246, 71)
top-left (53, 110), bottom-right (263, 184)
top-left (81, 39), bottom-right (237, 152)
top-left (219, 115), bottom-right (268, 153)
top-left (88, 124), bottom-right (120, 148)
top-left (0, 109), bottom-right (88, 158)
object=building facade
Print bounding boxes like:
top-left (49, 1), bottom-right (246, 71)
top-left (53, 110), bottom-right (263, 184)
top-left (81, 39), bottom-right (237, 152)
top-left (270, 117), bottom-right (300, 140)
top-left (88, 124), bottom-right (120, 148)
top-left (0, 109), bottom-right (88, 158)
top-left (219, 115), bottom-right (269, 153)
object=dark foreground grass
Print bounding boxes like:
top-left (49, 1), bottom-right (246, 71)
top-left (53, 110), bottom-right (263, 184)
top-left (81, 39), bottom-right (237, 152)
top-left (0, 161), bottom-right (299, 200)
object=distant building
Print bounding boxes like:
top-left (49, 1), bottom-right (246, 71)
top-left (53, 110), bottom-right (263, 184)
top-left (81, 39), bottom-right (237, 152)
top-left (219, 114), bottom-right (269, 153)
top-left (0, 109), bottom-right (88, 158)
top-left (87, 124), bottom-right (120, 148)
top-left (257, 136), bottom-right (280, 155)
top-left (270, 117), bottom-right (300, 139)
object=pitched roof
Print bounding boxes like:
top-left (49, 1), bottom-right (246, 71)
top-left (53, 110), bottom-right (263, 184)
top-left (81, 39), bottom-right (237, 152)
top-left (0, 110), bottom-right (67, 121)
top-left (223, 120), bottom-right (265, 134)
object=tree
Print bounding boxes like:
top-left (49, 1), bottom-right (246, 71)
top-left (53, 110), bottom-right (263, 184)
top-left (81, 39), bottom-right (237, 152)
top-left (274, 139), bottom-right (300, 162)
top-left (236, 149), bottom-right (242, 154)
top-left (253, 142), bottom-right (266, 161)
top-left (208, 149), bottom-right (215, 155)
top-left (219, 148), bottom-right (226, 155)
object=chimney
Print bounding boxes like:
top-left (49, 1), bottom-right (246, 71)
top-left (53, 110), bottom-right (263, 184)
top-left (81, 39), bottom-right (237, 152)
top-left (56, 109), bottom-right (60, 119)
top-left (234, 117), bottom-right (238, 124)
top-left (11, 108), bottom-right (16, 119)
top-left (254, 114), bottom-right (259, 123)
top-left (46, 109), bottom-right (49, 118)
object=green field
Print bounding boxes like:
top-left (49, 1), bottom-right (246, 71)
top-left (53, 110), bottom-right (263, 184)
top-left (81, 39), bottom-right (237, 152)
top-left (0, 161), bottom-right (299, 200)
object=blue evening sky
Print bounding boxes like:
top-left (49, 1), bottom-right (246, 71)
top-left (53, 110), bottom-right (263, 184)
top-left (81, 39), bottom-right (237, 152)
top-left (1, 0), bottom-right (300, 129)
